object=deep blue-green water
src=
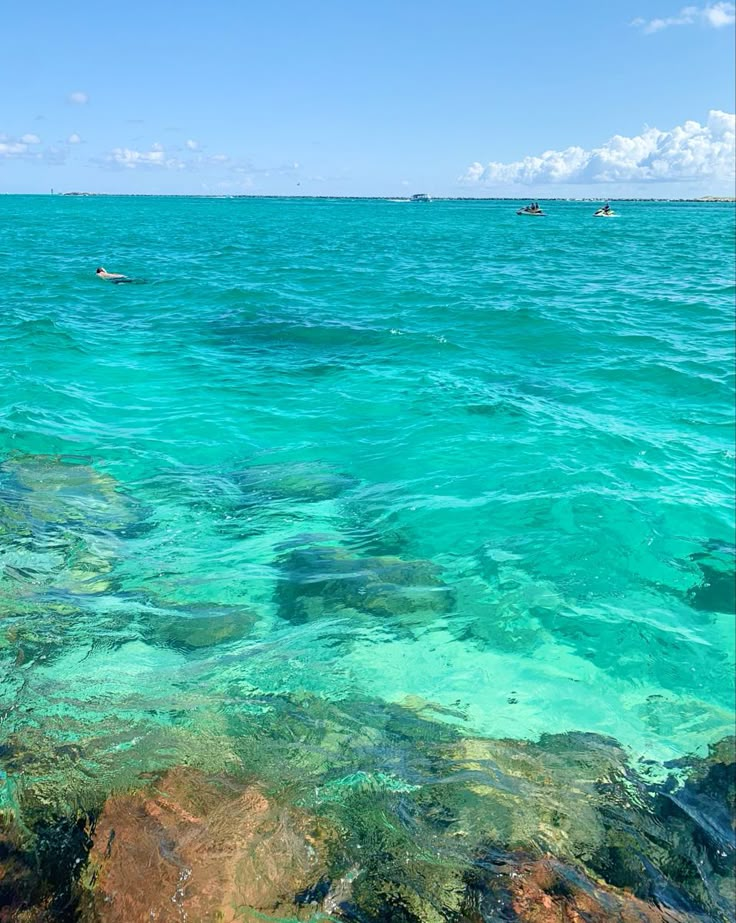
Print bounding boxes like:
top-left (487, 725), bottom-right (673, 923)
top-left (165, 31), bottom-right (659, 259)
top-left (1, 196), bottom-right (734, 918)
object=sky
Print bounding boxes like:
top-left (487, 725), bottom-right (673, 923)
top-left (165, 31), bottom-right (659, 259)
top-left (1, 0), bottom-right (734, 197)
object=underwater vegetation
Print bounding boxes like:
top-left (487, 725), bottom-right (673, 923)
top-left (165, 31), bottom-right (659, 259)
top-left (0, 704), bottom-right (733, 921)
top-left (0, 454), bottom-right (734, 922)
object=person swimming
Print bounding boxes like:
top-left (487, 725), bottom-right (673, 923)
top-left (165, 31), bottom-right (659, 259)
top-left (95, 266), bottom-right (144, 285)
top-left (96, 267), bottom-right (132, 283)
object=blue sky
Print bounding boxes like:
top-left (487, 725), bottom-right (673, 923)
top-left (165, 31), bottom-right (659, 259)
top-left (1, 0), bottom-right (734, 196)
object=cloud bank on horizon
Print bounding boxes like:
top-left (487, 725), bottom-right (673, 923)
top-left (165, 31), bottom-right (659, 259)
top-left (2, 106), bottom-right (733, 195)
top-left (632, 1), bottom-right (735, 33)
top-left (461, 111), bottom-right (735, 190)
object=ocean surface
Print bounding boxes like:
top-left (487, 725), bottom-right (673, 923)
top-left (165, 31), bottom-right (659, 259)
top-left (1, 196), bottom-right (734, 920)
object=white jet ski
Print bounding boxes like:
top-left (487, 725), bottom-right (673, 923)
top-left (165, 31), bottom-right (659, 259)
top-left (517, 205), bottom-right (545, 216)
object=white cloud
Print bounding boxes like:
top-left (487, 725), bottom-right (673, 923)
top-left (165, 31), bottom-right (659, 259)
top-left (185, 139), bottom-right (199, 150)
top-left (704, 0), bottom-right (736, 22)
top-left (67, 133), bottom-right (82, 144)
top-left (100, 145), bottom-right (186, 170)
top-left (68, 91), bottom-right (89, 104)
top-left (0, 133), bottom-right (41, 159)
top-left (460, 111), bottom-right (735, 187)
top-left (97, 143), bottom-right (242, 172)
top-left (92, 143), bottom-right (301, 181)
top-left (0, 139), bottom-right (31, 158)
top-left (0, 133), bottom-right (68, 164)
top-left (632, 2), bottom-right (735, 32)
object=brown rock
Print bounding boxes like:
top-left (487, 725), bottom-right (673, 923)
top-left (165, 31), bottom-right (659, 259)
top-left (80, 767), bottom-right (331, 922)
top-left (462, 852), bottom-right (697, 923)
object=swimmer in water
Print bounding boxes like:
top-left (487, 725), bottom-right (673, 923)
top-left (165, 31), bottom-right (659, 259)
top-left (96, 267), bottom-right (133, 283)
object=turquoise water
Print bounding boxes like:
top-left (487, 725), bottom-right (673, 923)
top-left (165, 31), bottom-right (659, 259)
top-left (1, 196), bottom-right (734, 916)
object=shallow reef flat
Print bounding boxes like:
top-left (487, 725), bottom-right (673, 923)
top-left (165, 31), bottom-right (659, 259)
top-left (0, 453), bottom-right (734, 920)
top-left (1, 701), bottom-right (733, 921)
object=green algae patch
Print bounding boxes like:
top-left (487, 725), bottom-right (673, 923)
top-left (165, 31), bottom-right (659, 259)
top-left (1, 454), bottom-right (141, 533)
top-left (315, 771), bottom-right (421, 803)
top-left (0, 454), bottom-right (144, 600)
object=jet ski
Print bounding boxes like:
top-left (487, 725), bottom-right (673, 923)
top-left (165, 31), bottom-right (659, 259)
top-left (517, 204), bottom-right (545, 216)
top-left (594, 205), bottom-right (616, 217)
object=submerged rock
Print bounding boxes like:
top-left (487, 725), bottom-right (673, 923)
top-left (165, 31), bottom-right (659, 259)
top-left (145, 601), bottom-right (258, 651)
top-left (646, 737), bottom-right (735, 920)
top-left (686, 541), bottom-right (735, 614)
top-left (1, 455), bottom-right (140, 534)
top-left (0, 816), bottom-right (44, 922)
top-left (313, 726), bottom-right (733, 923)
top-left (442, 731), bottom-right (631, 862)
top-left (1, 712), bottom-right (243, 825)
top-left (220, 695), bottom-right (731, 922)
top-left (557, 734), bottom-right (736, 921)
top-left (0, 812), bottom-right (29, 894)
top-left (276, 544), bottom-right (455, 623)
top-left (2, 682), bottom-right (732, 923)
top-left (461, 850), bottom-right (698, 923)
top-left (0, 510), bottom-right (118, 597)
top-left (0, 596), bottom-right (83, 666)
top-left (0, 455), bottom-right (143, 599)
top-left (79, 767), bottom-right (333, 922)
top-left (233, 461), bottom-right (358, 505)
top-left (448, 732), bottom-right (735, 921)
top-left (0, 811), bottom-right (91, 922)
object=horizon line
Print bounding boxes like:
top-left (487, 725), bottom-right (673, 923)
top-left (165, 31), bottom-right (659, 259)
top-left (2, 193), bottom-right (734, 202)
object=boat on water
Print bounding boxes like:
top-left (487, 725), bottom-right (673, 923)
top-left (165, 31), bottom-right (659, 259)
top-left (410, 193), bottom-right (431, 203)
top-left (594, 204), bottom-right (617, 217)
top-left (517, 203), bottom-right (545, 216)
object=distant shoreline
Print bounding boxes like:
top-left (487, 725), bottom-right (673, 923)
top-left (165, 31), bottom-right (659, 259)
top-left (2, 193), bottom-right (735, 202)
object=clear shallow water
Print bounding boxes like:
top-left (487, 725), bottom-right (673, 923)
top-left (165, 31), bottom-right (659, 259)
top-left (0, 196), bottom-right (734, 916)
